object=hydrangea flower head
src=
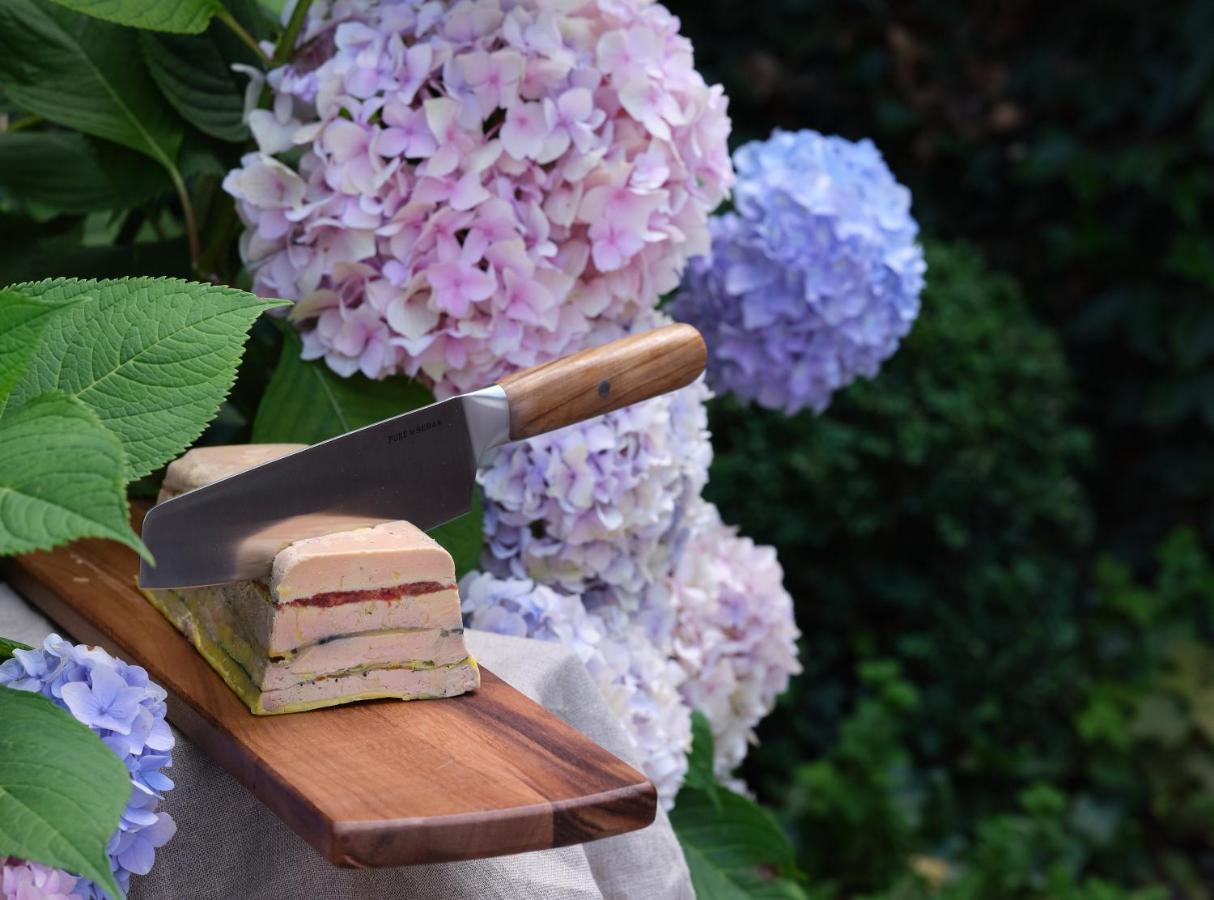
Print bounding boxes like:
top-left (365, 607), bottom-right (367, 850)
top-left (1, 859), bottom-right (85, 900)
top-left (673, 129), bottom-right (925, 414)
top-left (0, 636), bottom-right (176, 898)
top-left (226, 0), bottom-right (733, 397)
top-left (669, 500), bottom-right (801, 775)
top-left (461, 572), bottom-right (691, 801)
top-left (478, 363), bottom-right (711, 627)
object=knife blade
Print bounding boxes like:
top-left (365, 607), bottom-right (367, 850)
top-left (138, 323), bottom-right (706, 588)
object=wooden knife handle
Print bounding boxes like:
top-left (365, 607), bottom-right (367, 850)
top-left (496, 324), bottom-right (707, 441)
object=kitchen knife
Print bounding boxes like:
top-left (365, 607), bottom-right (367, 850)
top-left (138, 323), bottom-right (706, 588)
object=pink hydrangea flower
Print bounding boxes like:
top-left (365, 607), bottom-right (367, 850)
top-left (670, 500), bottom-right (802, 776)
top-left (226, 0), bottom-right (733, 396)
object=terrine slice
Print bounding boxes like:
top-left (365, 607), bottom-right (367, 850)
top-left (144, 444), bottom-right (480, 715)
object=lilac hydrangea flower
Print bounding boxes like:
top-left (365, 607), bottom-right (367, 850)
top-left (673, 129), bottom-right (926, 415)
top-left (669, 500), bottom-right (801, 776)
top-left (461, 572), bottom-right (691, 802)
top-left (477, 314), bottom-right (712, 623)
top-left (226, 0), bottom-right (734, 397)
top-left (0, 636), bottom-right (176, 899)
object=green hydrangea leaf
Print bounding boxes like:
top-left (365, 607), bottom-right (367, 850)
top-left (681, 711), bottom-right (723, 807)
top-left (8, 278), bottom-right (288, 480)
top-left (0, 391), bottom-right (146, 559)
top-left (671, 713), bottom-right (807, 900)
top-left (0, 288), bottom-right (90, 407)
top-left (140, 30), bottom-right (248, 142)
top-left (253, 327), bottom-right (486, 576)
top-left (252, 326), bottom-right (437, 445)
top-left (0, 234), bottom-right (192, 287)
top-left (429, 488), bottom-right (484, 579)
top-left (44, 0), bottom-right (221, 33)
top-left (0, 636), bottom-right (33, 661)
top-left (0, 687), bottom-right (132, 900)
top-left (0, 133), bottom-right (127, 214)
top-left (0, 0), bottom-right (183, 171)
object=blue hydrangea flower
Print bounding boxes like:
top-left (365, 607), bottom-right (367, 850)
top-left (0, 635), bottom-right (175, 898)
top-left (673, 129), bottom-right (926, 414)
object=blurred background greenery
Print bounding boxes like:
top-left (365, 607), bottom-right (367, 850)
top-left (668, 0), bottom-right (1214, 895)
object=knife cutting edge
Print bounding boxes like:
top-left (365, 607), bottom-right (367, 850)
top-left (138, 323), bottom-right (707, 589)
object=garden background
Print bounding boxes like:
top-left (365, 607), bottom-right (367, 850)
top-left (1, 0), bottom-right (1212, 897)
top-left (676, 1), bottom-right (1214, 895)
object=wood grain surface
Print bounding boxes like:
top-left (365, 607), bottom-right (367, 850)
top-left (1, 507), bottom-right (656, 868)
top-left (498, 323), bottom-right (706, 440)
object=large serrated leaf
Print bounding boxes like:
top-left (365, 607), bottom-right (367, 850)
top-left (671, 712), bottom-right (808, 900)
top-left (0, 392), bottom-right (145, 558)
top-left (252, 327), bottom-right (487, 576)
top-left (0, 687), bottom-right (132, 900)
top-left (0, 289), bottom-right (90, 405)
top-left (8, 278), bottom-right (287, 480)
top-left (0, 0), bottom-right (183, 171)
top-left (45, 0), bottom-right (220, 33)
top-left (140, 30), bottom-right (248, 141)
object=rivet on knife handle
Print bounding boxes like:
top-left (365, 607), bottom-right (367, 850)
top-left (495, 323), bottom-right (707, 441)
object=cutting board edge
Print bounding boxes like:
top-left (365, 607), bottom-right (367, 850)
top-left (329, 781), bottom-right (658, 867)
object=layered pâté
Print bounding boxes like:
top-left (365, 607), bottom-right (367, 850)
top-left (143, 445), bottom-right (480, 714)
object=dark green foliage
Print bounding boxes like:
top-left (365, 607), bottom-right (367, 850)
top-left (783, 661), bottom-right (919, 895)
top-left (670, 0), bottom-right (1214, 560)
top-left (776, 534), bottom-right (1214, 897)
top-left (1074, 530), bottom-right (1214, 892)
top-left (711, 242), bottom-right (1092, 826)
top-left (673, 713), bottom-right (809, 899)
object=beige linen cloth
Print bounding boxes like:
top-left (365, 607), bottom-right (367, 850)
top-left (0, 583), bottom-right (693, 900)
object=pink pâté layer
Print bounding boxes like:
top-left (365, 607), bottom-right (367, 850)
top-left (144, 445), bottom-right (480, 715)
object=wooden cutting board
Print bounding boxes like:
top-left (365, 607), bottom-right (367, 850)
top-left (1, 507), bottom-right (656, 868)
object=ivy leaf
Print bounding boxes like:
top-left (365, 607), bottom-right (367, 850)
top-left (671, 713), bottom-right (808, 899)
top-left (7, 278), bottom-right (288, 480)
top-left (140, 30), bottom-right (248, 142)
top-left (0, 0), bottom-right (184, 174)
top-left (0, 636), bottom-right (33, 661)
top-left (43, 0), bottom-right (221, 33)
top-left (0, 687), bottom-right (132, 900)
top-left (0, 392), bottom-right (146, 559)
top-left (253, 327), bottom-right (486, 576)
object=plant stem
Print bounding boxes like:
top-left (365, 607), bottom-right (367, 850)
top-left (258, 0), bottom-right (315, 108)
top-left (6, 113), bottom-right (43, 133)
top-left (273, 0), bottom-right (315, 66)
top-left (169, 167), bottom-right (202, 274)
top-left (215, 8), bottom-right (271, 65)
top-left (199, 196), bottom-right (240, 284)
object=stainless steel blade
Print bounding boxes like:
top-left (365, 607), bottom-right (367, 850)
top-left (138, 386), bottom-right (510, 589)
